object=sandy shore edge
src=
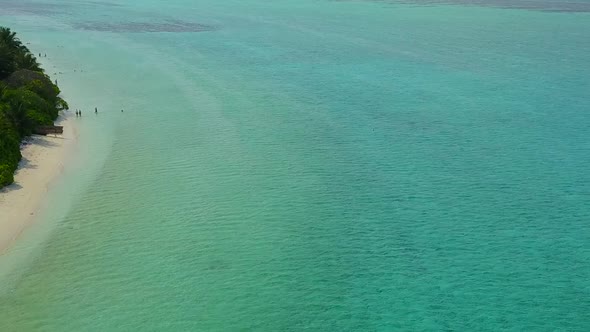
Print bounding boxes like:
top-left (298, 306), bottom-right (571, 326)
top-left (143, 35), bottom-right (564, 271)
top-left (0, 115), bottom-right (76, 253)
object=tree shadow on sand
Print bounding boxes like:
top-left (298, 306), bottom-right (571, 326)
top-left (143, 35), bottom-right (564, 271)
top-left (31, 136), bottom-right (61, 148)
top-left (18, 157), bottom-right (37, 170)
top-left (0, 182), bottom-right (22, 194)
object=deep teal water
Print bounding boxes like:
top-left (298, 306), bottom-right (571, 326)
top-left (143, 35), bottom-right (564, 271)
top-left (1, 0), bottom-right (589, 330)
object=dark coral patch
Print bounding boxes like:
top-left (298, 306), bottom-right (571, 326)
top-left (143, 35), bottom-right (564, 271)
top-left (73, 20), bottom-right (216, 33)
top-left (334, 0), bottom-right (590, 13)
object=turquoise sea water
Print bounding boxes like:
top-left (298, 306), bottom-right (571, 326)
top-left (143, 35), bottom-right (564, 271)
top-left (1, 0), bottom-right (590, 330)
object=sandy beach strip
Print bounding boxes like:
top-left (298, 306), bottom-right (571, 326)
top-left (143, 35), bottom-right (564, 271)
top-left (0, 116), bottom-right (76, 253)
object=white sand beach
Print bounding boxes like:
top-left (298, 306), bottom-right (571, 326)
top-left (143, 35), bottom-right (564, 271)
top-left (0, 116), bottom-right (76, 253)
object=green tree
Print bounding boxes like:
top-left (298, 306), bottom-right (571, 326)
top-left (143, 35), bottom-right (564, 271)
top-left (0, 41), bottom-right (16, 79)
top-left (0, 27), bottom-right (21, 50)
top-left (16, 52), bottom-right (42, 72)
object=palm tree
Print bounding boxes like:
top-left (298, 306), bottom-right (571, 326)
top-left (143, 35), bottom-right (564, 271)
top-left (16, 52), bottom-right (42, 72)
top-left (0, 26), bottom-right (42, 77)
top-left (0, 27), bottom-right (22, 50)
top-left (0, 41), bottom-right (16, 79)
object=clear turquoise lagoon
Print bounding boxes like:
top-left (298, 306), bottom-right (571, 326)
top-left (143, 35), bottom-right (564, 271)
top-left (0, 0), bottom-right (589, 330)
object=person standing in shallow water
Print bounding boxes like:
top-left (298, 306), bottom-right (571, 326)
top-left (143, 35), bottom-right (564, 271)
top-left (95, 107), bottom-right (98, 114)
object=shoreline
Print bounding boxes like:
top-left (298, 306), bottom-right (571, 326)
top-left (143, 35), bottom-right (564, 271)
top-left (0, 114), bottom-right (76, 253)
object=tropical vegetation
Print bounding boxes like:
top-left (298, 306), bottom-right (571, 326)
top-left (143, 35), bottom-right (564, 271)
top-left (0, 26), bottom-right (68, 187)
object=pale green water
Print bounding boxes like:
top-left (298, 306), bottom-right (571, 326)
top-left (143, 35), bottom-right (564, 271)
top-left (1, 0), bottom-right (590, 330)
